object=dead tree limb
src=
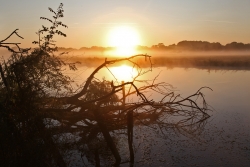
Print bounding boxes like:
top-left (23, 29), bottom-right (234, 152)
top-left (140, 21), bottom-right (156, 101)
top-left (0, 29), bottom-right (29, 53)
top-left (127, 110), bottom-right (134, 166)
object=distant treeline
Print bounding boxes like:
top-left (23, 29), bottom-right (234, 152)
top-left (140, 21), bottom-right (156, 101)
top-left (150, 41), bottom-right (250, 51)
top-left (65, 55), bottom-right (250, 71)
top-left (57, 41), bottom-right (250, 52)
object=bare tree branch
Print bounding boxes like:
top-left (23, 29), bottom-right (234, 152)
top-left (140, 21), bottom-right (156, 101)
top-left (0, 29), bottom-right (30, 53)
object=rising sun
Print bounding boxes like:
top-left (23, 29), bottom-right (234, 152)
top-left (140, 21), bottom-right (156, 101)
top-left (107, 26), bottom-right (141, 56)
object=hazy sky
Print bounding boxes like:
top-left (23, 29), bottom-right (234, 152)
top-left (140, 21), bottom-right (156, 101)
top-left (1, 0), bottom-right (250, 48)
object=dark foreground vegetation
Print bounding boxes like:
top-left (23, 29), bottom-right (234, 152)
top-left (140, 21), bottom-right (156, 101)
top-left (0, 4), bottom-right (212, 167)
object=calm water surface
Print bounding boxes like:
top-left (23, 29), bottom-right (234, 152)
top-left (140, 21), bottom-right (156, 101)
top-left (68, 66), bottom-right (250, 167)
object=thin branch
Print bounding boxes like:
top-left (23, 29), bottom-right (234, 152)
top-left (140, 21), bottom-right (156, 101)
top-left (0, 29), bottom-right (23, 43)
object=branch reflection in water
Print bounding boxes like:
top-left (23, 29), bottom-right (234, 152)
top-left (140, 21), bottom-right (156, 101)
top-left (54, 55), bottom-right (212, 167)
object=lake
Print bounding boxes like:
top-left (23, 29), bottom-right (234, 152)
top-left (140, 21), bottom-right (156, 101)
top-left (66, 63), bottom-right (250, 167)
top-left (1, 50), bottom-right (250, 166)
top-left (130, 67), bottom-right (250, 167)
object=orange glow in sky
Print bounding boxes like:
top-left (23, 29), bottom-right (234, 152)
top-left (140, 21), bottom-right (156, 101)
top-left (1, 1), bottom-right (250, 48)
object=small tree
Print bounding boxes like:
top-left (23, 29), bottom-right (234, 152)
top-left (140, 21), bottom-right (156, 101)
top-left (32, 3), bottom-right (67, 52)
top-left (0, 3), bottom-right (70, 167)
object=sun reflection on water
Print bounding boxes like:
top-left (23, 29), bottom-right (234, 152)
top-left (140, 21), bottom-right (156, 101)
top-left (108, 64), bottom-right (138, 82)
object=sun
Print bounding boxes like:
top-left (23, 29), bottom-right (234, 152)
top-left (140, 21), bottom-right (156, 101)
top-left (107, 26), bottom-right (141, 56)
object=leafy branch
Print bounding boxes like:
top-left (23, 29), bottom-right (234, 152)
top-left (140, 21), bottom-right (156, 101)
top-left (33, 3), bottom-right (68, 52)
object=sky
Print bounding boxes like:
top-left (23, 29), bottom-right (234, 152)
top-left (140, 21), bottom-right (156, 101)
top-left (1, 0), bottom-right (250, 49)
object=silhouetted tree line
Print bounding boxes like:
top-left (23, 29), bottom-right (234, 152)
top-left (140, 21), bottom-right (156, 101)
top-left (55, 41), bottom-right (250, 53)
top-left (151, 41), bottom-right (250, 51)
top-left (57, 46), bottom-right (115, 52)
